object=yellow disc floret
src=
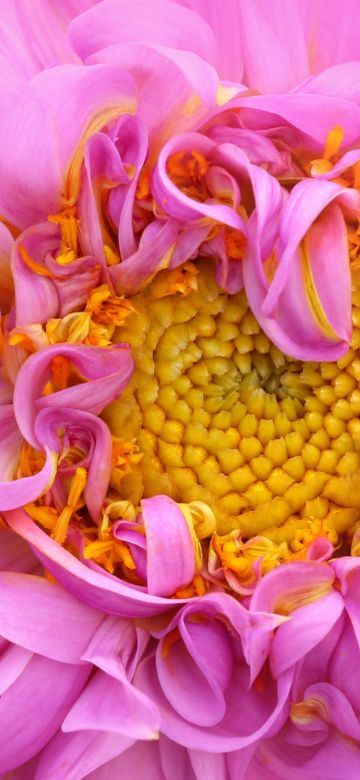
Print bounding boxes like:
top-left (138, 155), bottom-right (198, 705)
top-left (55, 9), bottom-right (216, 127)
top-left (102, 259), bottom-right (360, 554)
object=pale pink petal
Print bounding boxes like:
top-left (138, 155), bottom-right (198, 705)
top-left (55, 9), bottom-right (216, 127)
top-left (87, 42), bottom-right (217, 149)
top-left (30, 64), bottom-right (136, 205)
top-left (175, 0), bottom-right (244, 81)
top-left (239, 93), bottom-right (360, 148)
top-left (68, 0), bottom-right (217, 66)
top-left (237, 0), bottom-right (309, 93)
top-left (299, 0), bottom-right (360, 75)
top-left (0, 90), bottom-right (61, 228)
top-left (295, 62), bottom-right (360, 104)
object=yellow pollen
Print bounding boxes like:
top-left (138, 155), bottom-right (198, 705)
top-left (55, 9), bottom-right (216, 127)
top-left (85, 284), bottom-right (137, 326)
top-left (167, 150), bottom-right (210, 202)
top-left (100, 258), bottom-right (360, 575)
top-left (150, 262), bottom-right (199, 299)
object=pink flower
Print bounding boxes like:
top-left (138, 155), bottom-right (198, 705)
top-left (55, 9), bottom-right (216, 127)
top-left (0, 2), bottom-right (360, 777)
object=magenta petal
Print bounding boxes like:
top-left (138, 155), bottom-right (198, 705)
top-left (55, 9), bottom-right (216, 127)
top-left (0, 528), bottom-right (38, 573)
top-left (0, 653), bottom-right (89, 773)
top-left (0, 90), bottom-right (61, 228)
top-left (0, 446), bottom-right (56, 512)
top-left (152, 133), bottom-right (245, 228)
top-left (13, 223), bottom-right (60, 326)
top-left (30, 63), bottom-right (136, 201)
top-left (63, 667), bottom-right (160, 740)
top-left (110, 218), bottom-right (179, 294)
top-left (34, 730), bottom-right (134, 780)
top-left (142, 496), bottom-right (196, 597)
top-left (13, 342), bottom-right (133, 448)
top-left (34, 407), bottom-right (112, 521)
top-left (0, 572), bottom-right (103, 662)
top-left (270, 591), bottom-right (344, 678)
top-left (84, 741), bottom-right (169, 780)
top-left (5, 511), bottom-right (189, 617)
top-left (68, 0), bottom-right (217, 66)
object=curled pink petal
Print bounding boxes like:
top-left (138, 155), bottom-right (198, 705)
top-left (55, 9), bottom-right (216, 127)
top-left (13, 342), bottom-right (133, 448)
top-left (142, 495), bottom-right (196, 597)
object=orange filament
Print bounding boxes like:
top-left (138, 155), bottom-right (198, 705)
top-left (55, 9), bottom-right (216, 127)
top-left (48, 207), bottom-right (79, 264)
top-left (19, 244), bottom-right (53, 278)
top-left (53, 467), bottom-right (87, 544)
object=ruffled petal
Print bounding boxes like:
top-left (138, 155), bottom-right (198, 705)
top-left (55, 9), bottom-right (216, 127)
top-left (5, 510), bottom-right (189, 617)
top-left (13, 342), bottom-right (133, 448)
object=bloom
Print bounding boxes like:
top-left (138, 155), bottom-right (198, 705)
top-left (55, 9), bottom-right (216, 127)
top-left (1, 0), bottom-right (360, 775)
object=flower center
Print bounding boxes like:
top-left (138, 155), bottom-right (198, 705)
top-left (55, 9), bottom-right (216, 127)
top-left (103, 259), bottom-right (360, 549)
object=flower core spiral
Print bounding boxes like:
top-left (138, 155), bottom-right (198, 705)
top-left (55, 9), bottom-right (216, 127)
top-left (103, 259), bottom-right (360, 555)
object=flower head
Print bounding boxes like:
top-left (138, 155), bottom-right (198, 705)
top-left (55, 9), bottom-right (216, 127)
top-left (1, 0), bottom-right (360, 775)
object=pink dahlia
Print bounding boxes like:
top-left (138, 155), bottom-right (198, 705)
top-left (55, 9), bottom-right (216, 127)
top-left (1, 0), bottom-right (360, 776)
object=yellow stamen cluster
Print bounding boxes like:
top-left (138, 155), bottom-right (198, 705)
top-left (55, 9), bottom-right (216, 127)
top-left (102, 260), bottom-right (360, 569)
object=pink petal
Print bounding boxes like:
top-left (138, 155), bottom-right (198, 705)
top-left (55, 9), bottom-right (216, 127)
top-left (13, 342), bottom-right (133, 448)
top-left (13, 223), bottom-right (60, 327)
top-left (152, 133), bottom-right (245, 228)
top-left (142, 496), bottom-right (196, 597)
top-left (244, 180), bottom-right (356, 361)
top-left (110, 218), bottom-right (179, 295)
top-left (239, 92), bottom-right (360, 148)
top-left (30, 64), bottom-right (136, 204)
top-left (63, 667), bottom-right (160, 740)
top-left (5, 510), bottom-right (189, 617)
top-left (34, 406), bottom-right (112, 521)
top-left (299, 0), bottom-right (360, 75)
top-left (237, 0), bottom-right (309, 93)
top-left (270, 591), bottom-right (344, 677)
top-left (34, 730), bottom-right (134, 780)
top-left (0, 653), bottom-right (89, 773)
top-left (87, 42), bottom-right (217, 149)
top-left (250, 561), bottom-right (335, 615)
top-left (175, 0), bottom-right (244, 81)
top-left (0, 90), bottom-right (61, 228)
top-left (0, 528), bottom-right (38, 573)
top-left (83, 741), bottom-right (168, 780)
top-left (68, 0), bottom-right (217, 67)
top-left (0, 572), bottom-right (103, 662)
